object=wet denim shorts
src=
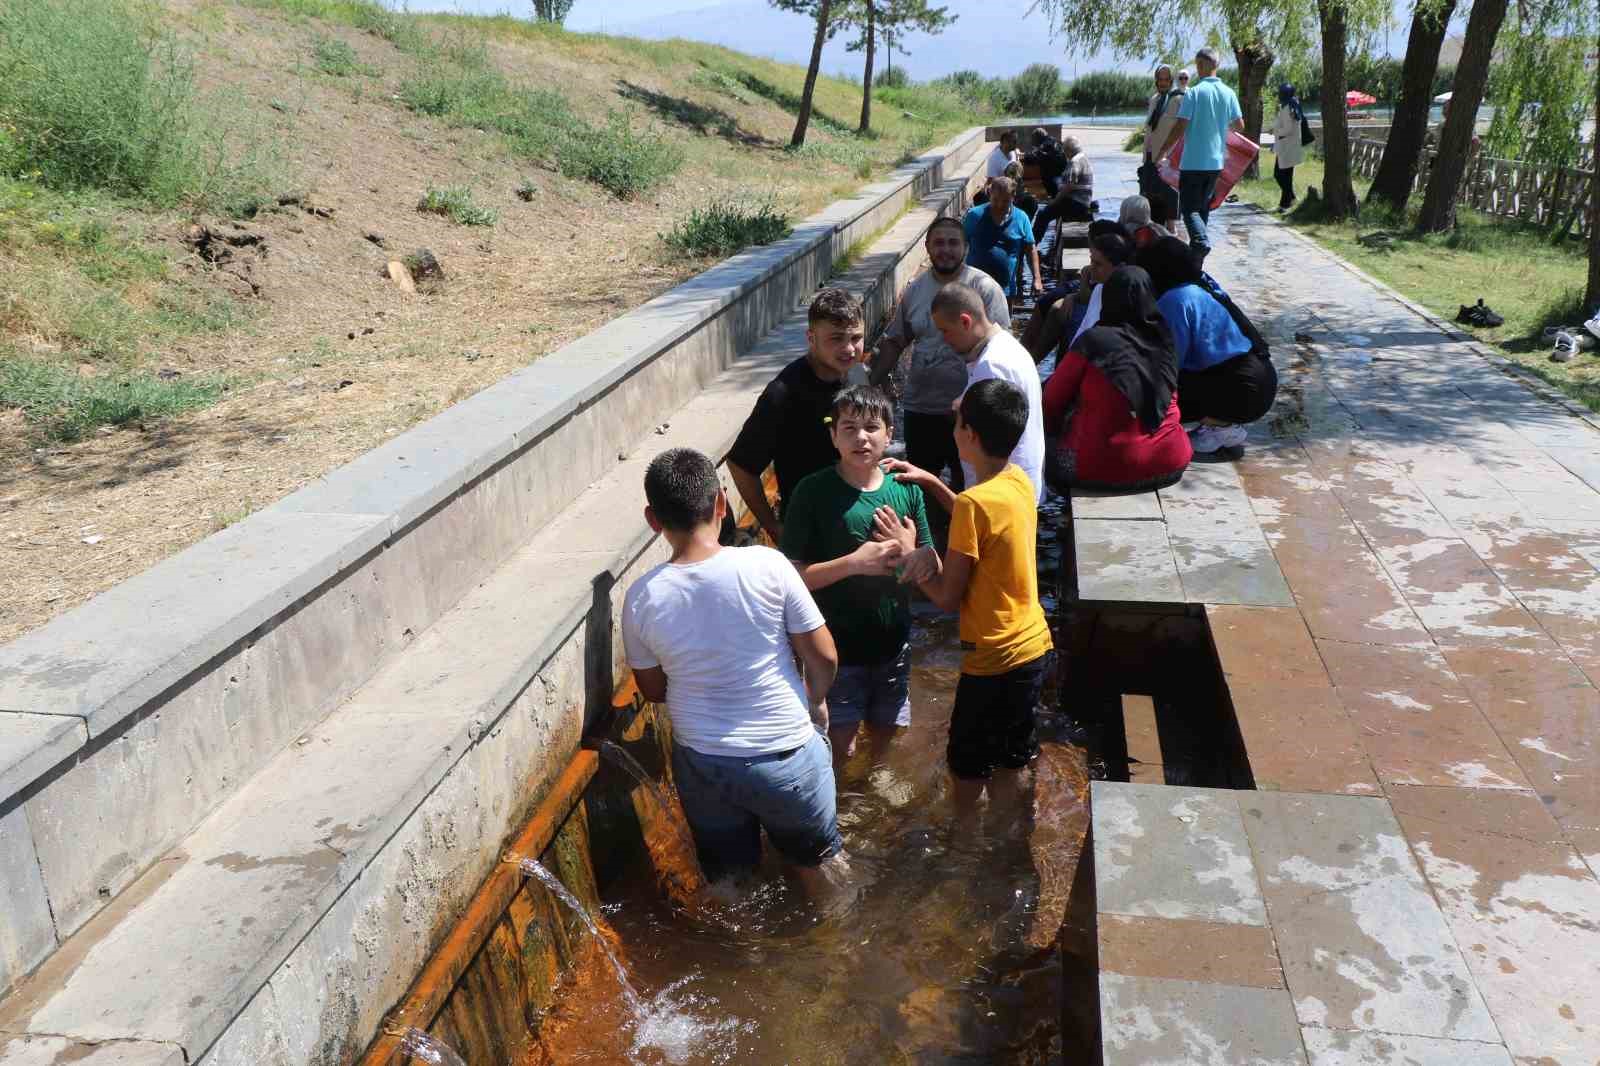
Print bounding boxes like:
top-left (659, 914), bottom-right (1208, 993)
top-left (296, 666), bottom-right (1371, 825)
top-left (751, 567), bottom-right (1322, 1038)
top-left (828, 643), bottom-right (912, 731)
top-left (671, 732), bottom-right (842, 882)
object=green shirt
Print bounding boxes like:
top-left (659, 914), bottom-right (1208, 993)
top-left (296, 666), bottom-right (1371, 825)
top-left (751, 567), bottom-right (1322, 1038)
top-left (780, 466), bottom-right (934, 666)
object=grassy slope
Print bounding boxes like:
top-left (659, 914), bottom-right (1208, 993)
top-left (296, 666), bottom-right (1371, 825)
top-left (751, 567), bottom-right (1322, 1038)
top-left (1234, 149), bottom-right (1600, 413)
top-left (0, 0), bottom-right (987, 641)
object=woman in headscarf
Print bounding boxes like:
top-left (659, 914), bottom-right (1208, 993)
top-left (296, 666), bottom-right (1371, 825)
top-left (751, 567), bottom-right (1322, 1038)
top-left (1271, 83), bottom-right (1306, 211)
top-left (1136, 237), bottom-right (1278, 459)
top-left (1041, 266), bottom-right (1191, 493)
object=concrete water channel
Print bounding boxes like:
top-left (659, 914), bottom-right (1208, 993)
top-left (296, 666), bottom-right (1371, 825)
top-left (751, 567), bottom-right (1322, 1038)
top-left (4, 125), bottom-right (1600, 1066)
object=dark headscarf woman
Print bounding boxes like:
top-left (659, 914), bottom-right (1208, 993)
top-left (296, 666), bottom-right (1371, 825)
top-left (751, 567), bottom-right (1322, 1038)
top-left (1135, 237), bottom-right (1278, 459)
top-left (1041, 266), bottom-right (1191, 493)
top-left (1271, 83), bottom-right (1307, 210)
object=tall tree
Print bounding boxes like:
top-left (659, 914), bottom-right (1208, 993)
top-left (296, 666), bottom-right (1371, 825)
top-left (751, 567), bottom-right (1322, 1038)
top-left (773, 0), bottom-right (835, 148)
top-left (531, 0), bottom-right (576, 23)
top-left (1416, 0), bottom-right (1509, 231)
top-left (1316, 0), bottom-right (1359, 217)
top-left (1366, 0), bottom-right (1458, 212)
top-left (1587, 13), bottom-right (1600, 309)
top-left (1232, 37), bottom-right (1275, 180)
top-left (835, 0), bottom-right (954, 132)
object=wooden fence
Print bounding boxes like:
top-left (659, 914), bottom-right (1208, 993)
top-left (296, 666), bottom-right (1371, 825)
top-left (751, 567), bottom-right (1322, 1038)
top-left (1349, 135), bottom-right (1595, 236)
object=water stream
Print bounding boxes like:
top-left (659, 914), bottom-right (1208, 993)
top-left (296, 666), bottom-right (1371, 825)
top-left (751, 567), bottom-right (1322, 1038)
top-left (512, 855), bottom-right (647, 1018)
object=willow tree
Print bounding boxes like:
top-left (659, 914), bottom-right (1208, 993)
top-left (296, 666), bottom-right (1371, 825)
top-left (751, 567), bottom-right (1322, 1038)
top-left (1416, 0), bottom-right (1510, 230)
top-left (774, 0), bottom-right (836, 147)
top-left (1366, 0), bottom-right (1458, 212)
top-left (1034, 0), bottom-right (1314, 179)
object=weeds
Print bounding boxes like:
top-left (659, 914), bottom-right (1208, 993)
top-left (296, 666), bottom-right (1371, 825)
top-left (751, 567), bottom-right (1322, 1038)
top-left (0, 355), bottom-right (228, 441)
top-left (418, 185), bottom-right (497, 226)
top-left (0, 0), bottom-right (278, 213)
top-left (662, 198), bottom-right (792, 258)
top-left (788, 135), bottom-right (873, 172)
top-left (311, 36), bottom-right (367, 77)
top-left (554, 110), bottom-right (685, 199)
top-left (690, 68), bottom-right (754, 105)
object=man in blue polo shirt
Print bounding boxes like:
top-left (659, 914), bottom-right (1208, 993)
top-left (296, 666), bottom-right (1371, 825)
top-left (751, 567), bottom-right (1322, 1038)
top-left (1154, 46), bottom-right (1243, 262)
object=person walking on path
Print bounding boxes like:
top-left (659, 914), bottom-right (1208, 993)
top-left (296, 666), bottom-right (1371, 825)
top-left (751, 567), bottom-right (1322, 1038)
top-left (1270, 83), bottom-right (1306, 211)
top-left (1153, 46), bottom-right (1243, 263)
top-left (869, 218), bottom-right (1010, 499)
top-left (1140, 65), bottom-right (1184, 220)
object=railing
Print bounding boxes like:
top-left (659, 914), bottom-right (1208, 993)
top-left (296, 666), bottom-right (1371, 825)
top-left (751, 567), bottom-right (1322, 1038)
top-left (1350, 135), bottom-right (1595, 236)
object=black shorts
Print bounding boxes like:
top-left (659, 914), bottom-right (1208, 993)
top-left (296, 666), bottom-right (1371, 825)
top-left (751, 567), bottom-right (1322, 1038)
top-left (947, 652), bottom-right (1055, 780)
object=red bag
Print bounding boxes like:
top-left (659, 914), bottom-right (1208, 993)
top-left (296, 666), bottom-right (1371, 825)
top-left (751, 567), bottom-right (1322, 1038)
top-left (1157, 131), bottom-right (1261, 209)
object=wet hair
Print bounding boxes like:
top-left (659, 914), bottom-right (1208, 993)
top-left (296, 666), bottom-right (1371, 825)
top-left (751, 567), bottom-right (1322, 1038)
top-left (1091, 233), bottom-right (1135, 267)
top-left (930, 281), bottom-right (989, 324)
top-left (959, 379), bottom-right (1028, 460)
top-left (644, 448), bottom-right (719, 532)
top-left (926, 215), bottom-right (965, 242)
top-left (1135, 235), bottom-right (1204, 295)
top-left (830, 383), bottom-right (894, 428)
top-left (808, 287), bottom-right (863, 328)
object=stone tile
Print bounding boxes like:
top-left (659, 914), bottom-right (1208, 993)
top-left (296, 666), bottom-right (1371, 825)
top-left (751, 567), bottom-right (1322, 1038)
top-left (1074, 518), bottom-right (1183, 603)
top-left (1512, 490), bottom-right (1600, 523)
top-left (1098, 914), bottom-right (1284, 988)
top-left (1100, 974), bottom-right (1308, 1066)
top-left (1264, 514), bottom-right (1431, 647)
top-left (0, 804), bottom-right (55, 995)
top-left (0, 712), bottom-right (84, 804)
top-left (1171, 534), bottom-right (1295, 607)
top-left (1360, 533), bottom-right (1547, 650)
top-left (1071, 492), bottom-right (1163, 520)
top-left (1462, 680), bottom-right (1600, 831)
top-left (1316, 641), bottom-right (1529, 791)
top-left (1229, 682), bottom-right (1381, 795)
top-left (0, 1035), bottom-right (184, 1066)
top-left (1240, 791), bottom-right (1499, 1042)
top-left (1207, 604), bottom-right (1335, 690)
top-left (1159, 496), bottom-right (1263, 538)
top-left (1393, 786), bottom-right (1600, 1063)
top-left (1237, 459), bottom-right (1343, 520)
top-left (1300, 1029), bottom-right (1513, 1065)
top-left (1092, 782), bottom-right (1266, 925)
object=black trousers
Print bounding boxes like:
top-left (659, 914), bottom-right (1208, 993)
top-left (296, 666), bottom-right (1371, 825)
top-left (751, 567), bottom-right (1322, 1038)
top-left (1274, 163), bottom-right (1296, 208)
top-left (903, 411), bottom-right (965, 492)
top-left (1178, 353), bottom-right (1279, 425)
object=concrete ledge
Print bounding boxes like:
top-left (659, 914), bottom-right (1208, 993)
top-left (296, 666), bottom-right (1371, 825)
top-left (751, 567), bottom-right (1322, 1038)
top-left (0, 125), bottom-right (987, 984)
top-left (0, 139), bottom-right (989, 1064)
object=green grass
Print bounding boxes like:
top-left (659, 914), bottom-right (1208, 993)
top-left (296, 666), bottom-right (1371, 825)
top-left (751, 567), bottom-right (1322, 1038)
top-left (311, 35), bottom-right (369, 77)
top-left (0, 354), bottom-right (229, 441)
top-left (417, 185), bottom-right (497, 226)
top-left (1234, 150), bottom-right (1600, 413)
top-left (661, 198), bottom-right (793, 258)
top-left (0, 0), bottom-right (278, 214)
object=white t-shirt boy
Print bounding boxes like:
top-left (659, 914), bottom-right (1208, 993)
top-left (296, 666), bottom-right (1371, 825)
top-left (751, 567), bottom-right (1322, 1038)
top-left (963, 330), bottom-right (1046, 503)
top-left (622, 545), bottom-right (826, 757)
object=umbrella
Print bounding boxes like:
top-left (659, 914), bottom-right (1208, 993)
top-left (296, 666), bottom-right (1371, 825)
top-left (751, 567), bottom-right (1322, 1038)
top-left (1433, 91), bottom-right (1452, 103)
top-left (1346, 90), bottom-right (1377, 107)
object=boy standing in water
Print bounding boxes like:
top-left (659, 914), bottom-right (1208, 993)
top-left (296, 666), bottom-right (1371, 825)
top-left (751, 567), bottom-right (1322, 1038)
top-left (887, 380), bottom-right (1054, 814)
top-left (729, 288), bottom-right (866, 546)
top-left (781, 385), bottom-right (934, 771)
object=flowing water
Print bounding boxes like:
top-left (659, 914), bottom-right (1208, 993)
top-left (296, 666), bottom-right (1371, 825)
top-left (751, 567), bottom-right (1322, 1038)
top-left (513, 856), bottom-right (647, 1019)
top-left (397, 1027), bottom-right (468, 1066)
top-left (534, 612), bottom-right (1077, 1066)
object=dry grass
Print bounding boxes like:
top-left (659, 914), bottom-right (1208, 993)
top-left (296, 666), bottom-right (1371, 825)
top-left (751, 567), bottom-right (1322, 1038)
top-left (0, 0), bottom-right (983, 641)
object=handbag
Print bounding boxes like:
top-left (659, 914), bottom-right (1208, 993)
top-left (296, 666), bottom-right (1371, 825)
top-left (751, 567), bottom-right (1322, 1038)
top-left (1300, 115), bottom-right (1316, 146)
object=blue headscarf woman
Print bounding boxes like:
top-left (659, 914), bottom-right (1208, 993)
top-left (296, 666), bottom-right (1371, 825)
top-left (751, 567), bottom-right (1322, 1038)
top-left (1271, 83), bottom-right (1307, 211)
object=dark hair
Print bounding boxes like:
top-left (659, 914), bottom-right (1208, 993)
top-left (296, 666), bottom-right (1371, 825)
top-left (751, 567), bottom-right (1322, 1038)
top-left (930, 281), bottom-right (989, 323)
top-left (644, 448), bottom-right (719, 532)
top-left (926, 215), bottom-right (965, 242)
top-left (1091, 233), bottom-right (1134, 267)
top-left (830, 383), bottom-right (894, 427)
top-left (999, 130), bottom-right (1018, 148)
top-left (1149, 193), bottom-right (1174, 226)
top-left (808, 287), bottom-right (864, 328)
top-left (1088, 218), bottom-right (1131, 242)
top-left (1134, 235), bottom-right (1203, 295)
top-left (959, 379), bottom-right (1028, 460)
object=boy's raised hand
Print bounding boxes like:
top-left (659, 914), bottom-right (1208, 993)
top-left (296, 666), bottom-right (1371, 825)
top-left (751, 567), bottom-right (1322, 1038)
top-left (880, 457), bottom-right (934, 489)
top-left (869, 504), bottom-right (917, 556)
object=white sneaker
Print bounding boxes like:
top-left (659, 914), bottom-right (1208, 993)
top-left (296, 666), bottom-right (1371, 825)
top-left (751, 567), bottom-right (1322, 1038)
top-left (1188, 423), bottom-right (1247, 454)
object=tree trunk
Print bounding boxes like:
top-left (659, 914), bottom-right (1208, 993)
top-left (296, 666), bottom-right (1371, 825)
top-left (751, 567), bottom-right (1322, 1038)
top-left (858, 0), bottom-right (876, 133)
top-left (1586, 16), bottom-right (1600, 310)
top-left (1318, 0), bottom-right (1359, 218)
top-left (1233, 40), bottom-right (1274, 181)
top-left (1416, 0), bottom-right (1508, 231)
top-left (791, 0), bottom-right (833, 148)
top-left (1367, 0), bottom-right (1458, 212)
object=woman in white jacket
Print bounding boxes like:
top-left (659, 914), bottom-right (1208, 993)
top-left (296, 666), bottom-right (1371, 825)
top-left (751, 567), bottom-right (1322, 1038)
top-left (1271, 83), bottom-right (1307, 211)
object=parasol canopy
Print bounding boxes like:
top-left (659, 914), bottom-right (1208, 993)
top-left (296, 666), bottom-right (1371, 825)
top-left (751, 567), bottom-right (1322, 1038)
top-left (1346, 90), bottom-right (1377, 106)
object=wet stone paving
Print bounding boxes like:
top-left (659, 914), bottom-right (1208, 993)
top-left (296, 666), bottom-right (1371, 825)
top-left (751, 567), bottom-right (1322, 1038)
top-left (1068, 130), bottom-right (1600, 1066)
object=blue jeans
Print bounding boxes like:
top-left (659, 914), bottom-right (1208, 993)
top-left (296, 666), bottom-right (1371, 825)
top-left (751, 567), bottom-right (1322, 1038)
top-left (671, 733), bottom-right (841, 881)
top-left (1178, 170), bottom-right (1221, 256)
top-left (829, 643), bottom-right (912, 730)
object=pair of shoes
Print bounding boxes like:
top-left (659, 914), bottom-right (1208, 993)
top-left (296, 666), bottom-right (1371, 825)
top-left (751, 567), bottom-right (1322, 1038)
top-left (1189, 423), bottom-right (1247, 454)
top-left (1455, 298), bottom-right (1504, 328)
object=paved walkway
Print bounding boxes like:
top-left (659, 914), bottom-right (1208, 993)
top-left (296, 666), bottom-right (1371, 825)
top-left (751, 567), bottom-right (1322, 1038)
top-left (1063, 129), bottom-right (1600, 1065)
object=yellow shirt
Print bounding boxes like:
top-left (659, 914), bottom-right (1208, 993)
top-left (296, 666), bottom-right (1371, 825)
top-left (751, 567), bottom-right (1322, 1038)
top-left (947, 465), bottom-right (1053, 676)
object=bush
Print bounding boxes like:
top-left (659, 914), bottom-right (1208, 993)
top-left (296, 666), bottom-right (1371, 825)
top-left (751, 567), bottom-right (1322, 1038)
top-left (0, 355), bottom-right (228, 441)
top-left (1064, 71), bottom-right (1149, 112)
top-left (311, 36), bottom-right (364, 77)
top-left (0, 0), bottom-right (277, 213)
top-left (1006, 63), bottom-right (1064, 115)
top-left (934, 70), bottom-right (1012, 113)
top-left (661, 199), bottom-right (793, 258)
top-left (555, 110), bottom-right (684, 199)
top-left (874, 66), bottom-right (910, 89)
top-left (418, 185), bottom-right (498, 226)
top-left (788, 135), bottom-right (873, 171)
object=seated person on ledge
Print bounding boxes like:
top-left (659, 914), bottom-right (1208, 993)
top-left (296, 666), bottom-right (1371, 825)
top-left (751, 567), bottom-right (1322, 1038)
top-left (1136, 237), bottom-right (1279, 460)
top-left (1023, 226), bottom-right (1133, 364)
top-left (1118, 194), bottom-right (1173, 248)
top-left (963, 176), bottom-right (1041, 305)
top-left (1041, 266), bottom-right (1191, 494)
top-left (1033, 135), bottom-right (1095, 236)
